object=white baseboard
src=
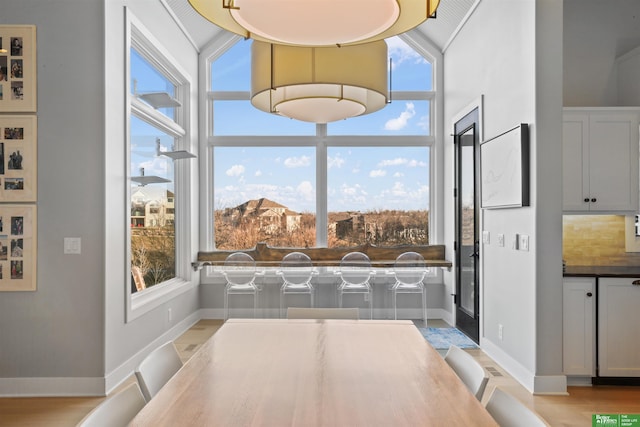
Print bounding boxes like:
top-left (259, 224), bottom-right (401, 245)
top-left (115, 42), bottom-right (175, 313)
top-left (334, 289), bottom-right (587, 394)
top-left (482, 338), bottom-right (567, 395)
top-left (533, 375), bottom-right (568, 395)
top-left (0, 377), bottom-right (105, 397)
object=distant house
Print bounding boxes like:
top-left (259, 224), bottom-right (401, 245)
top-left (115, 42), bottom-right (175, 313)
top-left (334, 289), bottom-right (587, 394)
top-left (332, 212), bottom-right (365, 240)
top-left (228, 198), bottom-right (301, 233)
top-left (130, 187), bottom-right (175, 228)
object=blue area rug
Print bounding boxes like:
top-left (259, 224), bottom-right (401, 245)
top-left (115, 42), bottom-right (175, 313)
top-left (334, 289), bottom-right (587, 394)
top-left (418, 327), bottom-right (478, 350)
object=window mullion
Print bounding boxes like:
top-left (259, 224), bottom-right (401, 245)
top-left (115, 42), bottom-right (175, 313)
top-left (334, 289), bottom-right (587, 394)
top-left (132, 98), bottom-right (186, 138)
top-left (316, 138), bottom-right (328, 247)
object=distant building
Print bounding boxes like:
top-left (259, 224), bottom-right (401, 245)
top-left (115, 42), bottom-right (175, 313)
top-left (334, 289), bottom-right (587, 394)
top-left (226, 198), bottom-right (301, 233)
top-left (130, 187), bottom-right (175, 228)
top-left (332, 212), bottom-right (365, 240)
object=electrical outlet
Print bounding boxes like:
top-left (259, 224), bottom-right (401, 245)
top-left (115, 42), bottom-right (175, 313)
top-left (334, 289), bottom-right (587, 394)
top-left (497, 233), bottom-right (505, 247)
top-left (519, 234), bottom-right (529, 251)
top-left (498, 324), bottom-right (503, 340)
top-left (482, 230), bottom-right (490, 245)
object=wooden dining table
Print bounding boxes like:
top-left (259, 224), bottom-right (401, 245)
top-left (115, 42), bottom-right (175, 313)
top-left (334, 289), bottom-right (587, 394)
top-left (130, 319), bottom-right (497, 426)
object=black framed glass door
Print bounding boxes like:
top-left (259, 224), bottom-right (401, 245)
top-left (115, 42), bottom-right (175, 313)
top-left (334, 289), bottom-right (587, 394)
top-left (454, 108), bottom-right (480, 343)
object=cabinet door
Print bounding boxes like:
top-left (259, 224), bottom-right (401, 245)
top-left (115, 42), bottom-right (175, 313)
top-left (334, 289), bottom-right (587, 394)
top-left (562, 113), bottom-right (589, 211)
top-left (599, 278), bottom-right (640, 377)
top-left (563, 278), bottom-right (595, 376)
top-left (588, 112), bottom-right (639, 212)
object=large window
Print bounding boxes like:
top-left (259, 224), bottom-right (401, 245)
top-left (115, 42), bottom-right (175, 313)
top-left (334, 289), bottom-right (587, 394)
top-left (127, 17), bottom-right (190, 305)
top-left (208, 35), bottom-right (436, 250)
top-left (214, 146), bottom-right (316, 249)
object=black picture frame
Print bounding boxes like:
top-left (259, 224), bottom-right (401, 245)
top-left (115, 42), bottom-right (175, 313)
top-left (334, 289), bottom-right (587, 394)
top-left (480, 123), bottom-right (530, 209)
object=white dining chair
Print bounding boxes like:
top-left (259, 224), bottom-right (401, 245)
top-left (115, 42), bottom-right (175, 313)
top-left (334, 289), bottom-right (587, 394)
top-left (286, 307), bottom-right (360, 319)
top-left (336, 252), bottom-right (375, 319)
top-left (223, 252), bottom-right (260, 320)
top-left (389, 251), bottom-right (428, 322)
top-left (135, 341), bottom-right (183, 402)
top-left (278, 252), bottom-right (317, 317)
top-left (485, 387), bottom-right (548, 426)
top-left (443, 344), bottom-right (489, 401)
top-left (76, 382), bottom-right (146, 427)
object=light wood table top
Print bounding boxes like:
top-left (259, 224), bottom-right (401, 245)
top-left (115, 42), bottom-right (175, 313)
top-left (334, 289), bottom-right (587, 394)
top-left (130, 319), bottom-right (497, 426)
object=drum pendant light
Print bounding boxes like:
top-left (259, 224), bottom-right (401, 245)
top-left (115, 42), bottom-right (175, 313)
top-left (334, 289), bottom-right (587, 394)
top-left (188, 0), bottom-right (440, 47)
top-left (250, 40), bottom-right (388, 123)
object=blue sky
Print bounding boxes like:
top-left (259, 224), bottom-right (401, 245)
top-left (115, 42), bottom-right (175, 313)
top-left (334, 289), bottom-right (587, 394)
top-left (131, 37), bottom-right (432, 213)
top-left (214, 145), bottom-right (429, 213)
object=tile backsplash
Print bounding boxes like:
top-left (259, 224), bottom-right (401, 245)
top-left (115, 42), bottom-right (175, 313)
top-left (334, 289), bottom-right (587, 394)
top-left (563, 215), bottom-right (640, 266)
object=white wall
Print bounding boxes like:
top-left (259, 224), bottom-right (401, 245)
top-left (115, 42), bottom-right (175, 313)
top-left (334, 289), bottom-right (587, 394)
top-left (0, 0), bottom-right (106, 396)
top-left (443, 0), bottom-right (564, 393)
top-left (564, 0), bottom-right (640, 106)
top-left (0, 0), bottom-right (201, 396)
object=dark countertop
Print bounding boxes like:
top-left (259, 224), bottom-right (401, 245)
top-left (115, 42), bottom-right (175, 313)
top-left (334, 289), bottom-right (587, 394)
top-left (564, 265), bottom-right (640, 278)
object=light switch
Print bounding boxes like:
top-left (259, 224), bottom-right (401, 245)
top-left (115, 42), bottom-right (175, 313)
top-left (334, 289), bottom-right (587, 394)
top-left (64, 237), bottom-right (81, 255)
top-left (519, 234), bottom-right (529, 251)
top-left (482, 230), bottom-right (490, 245)
top-left (497, 234), bottom-right (505, 247)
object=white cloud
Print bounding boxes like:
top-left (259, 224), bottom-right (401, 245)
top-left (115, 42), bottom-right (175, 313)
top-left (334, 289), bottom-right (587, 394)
top-left (407, 159), bottom-right (428, 168)
top-left (284, 155), bottom-right (311, 168)
top-left (390, 181), bottom-right (407, 196)
top-left (379, 158), bottom-right (408, 167)
top-left (393, 172), bottom-right (404, 178)
top-left (417, 114), bottom-right (430, 133)
top-left (255, 170), bottom-right (262, 177)
top-left (342, 185), bottom-right (357, 196)
top-left (226, 164), bottom-right (245, 177)
top-left (369, 169), bottom-right (387, 178)
top-left (340, 183), bottom-right (367, 205)
top-left (137, 157), bottom-right (170, 177)
top-left (384, 102), bottom-right (416, 131)
top-left (296, 181), bottom-right (314, 200)
top-left (328, 155), bottom-right (345, 169)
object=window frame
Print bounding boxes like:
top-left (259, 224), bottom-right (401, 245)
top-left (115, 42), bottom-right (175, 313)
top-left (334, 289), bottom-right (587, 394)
top-left (199, 31), bottom-right (442, 269)
top-left (125, 10), bottom-right (194, 322)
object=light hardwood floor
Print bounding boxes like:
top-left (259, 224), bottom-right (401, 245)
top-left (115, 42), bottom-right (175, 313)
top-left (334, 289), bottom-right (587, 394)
top-left (1, 319), bottom-right (640, 426)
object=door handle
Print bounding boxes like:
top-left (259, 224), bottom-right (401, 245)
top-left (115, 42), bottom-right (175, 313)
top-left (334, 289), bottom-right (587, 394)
top-left (469, 240), bottom-right (480, 258)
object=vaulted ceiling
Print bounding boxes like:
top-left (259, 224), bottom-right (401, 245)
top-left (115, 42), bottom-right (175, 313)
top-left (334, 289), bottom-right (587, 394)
top-left (164, 0), bottom-right (479, 53)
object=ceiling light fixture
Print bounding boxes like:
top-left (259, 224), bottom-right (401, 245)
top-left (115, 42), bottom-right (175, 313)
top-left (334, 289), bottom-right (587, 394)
top-left (188, 0), bottom-right (440, 47)
top-left (251, 40), bottom-right (388, 123)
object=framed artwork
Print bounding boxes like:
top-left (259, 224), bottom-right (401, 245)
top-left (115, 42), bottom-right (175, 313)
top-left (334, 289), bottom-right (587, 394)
top-left (0, 115), bottom-right (37, 202)
top-left (480, 123), bottom-right (530, 209)
top-left (0, 25), bottom-right (37, 112)
top-left (0, 204), bottom-right (36, 291)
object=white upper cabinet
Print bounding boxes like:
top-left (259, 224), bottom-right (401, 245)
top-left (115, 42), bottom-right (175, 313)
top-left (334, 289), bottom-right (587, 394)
top-left (563, 108), bottom-right (640, 213)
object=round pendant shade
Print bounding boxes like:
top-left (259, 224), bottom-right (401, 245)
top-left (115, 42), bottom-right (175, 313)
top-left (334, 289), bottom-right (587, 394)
top-left (189, 0), bottom-right (440, 47)
top-left (251, 41), bottom-right (388, 123)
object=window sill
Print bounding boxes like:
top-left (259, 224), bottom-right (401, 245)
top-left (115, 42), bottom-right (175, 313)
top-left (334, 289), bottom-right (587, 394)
top-left (194, 243), bottom-right (451, 270)
top-left (127, 277), bottom-right (196, 322)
